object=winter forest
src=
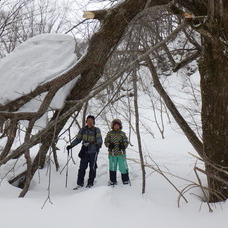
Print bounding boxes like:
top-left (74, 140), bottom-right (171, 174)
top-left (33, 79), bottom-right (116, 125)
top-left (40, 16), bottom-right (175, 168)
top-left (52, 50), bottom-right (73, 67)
top-left (0, 0), bottom-right (228, 227)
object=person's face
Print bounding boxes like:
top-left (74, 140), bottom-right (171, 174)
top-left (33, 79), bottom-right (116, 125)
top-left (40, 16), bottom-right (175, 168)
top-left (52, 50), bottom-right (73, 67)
top-left (113, 123), bottom-right (120, 131)
top-left (86, 118), bottom-right (94, 128)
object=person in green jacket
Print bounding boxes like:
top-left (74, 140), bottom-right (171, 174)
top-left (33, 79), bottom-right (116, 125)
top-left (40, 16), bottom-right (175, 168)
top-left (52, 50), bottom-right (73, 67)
top-left (105, 119), bottom-right (130, 185)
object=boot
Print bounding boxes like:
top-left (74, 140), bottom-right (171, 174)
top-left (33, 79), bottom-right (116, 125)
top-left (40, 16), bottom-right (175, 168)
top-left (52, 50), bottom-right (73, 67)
top-left (86, 183), bottom-right (94, 188)
top-left (73, 184), bottom-right (83, 190)
top-left (121, 172), bottom-right (130, 185)
top-left (109, 170), bottom-right (117, 185)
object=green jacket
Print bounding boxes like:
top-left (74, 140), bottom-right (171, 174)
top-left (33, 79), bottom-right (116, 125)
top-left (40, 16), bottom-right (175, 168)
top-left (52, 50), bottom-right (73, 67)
top-left (105, 130), bottom-right (129, 156)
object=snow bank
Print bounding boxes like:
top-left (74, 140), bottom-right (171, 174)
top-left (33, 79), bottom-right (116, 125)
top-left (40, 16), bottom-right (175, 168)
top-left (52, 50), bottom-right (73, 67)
top-left (0, 131), bottom-right (227, 228)
top-left (0, 33), bottom-right (77, 105)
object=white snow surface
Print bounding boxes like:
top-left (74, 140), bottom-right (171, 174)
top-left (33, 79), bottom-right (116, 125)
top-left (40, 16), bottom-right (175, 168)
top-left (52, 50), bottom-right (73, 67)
top-left (0, 31), bottom-right (226, 228)
top-left (0, 121), bottom-right (227, 228)
top-left (0, 33), bottom-right (78, 106)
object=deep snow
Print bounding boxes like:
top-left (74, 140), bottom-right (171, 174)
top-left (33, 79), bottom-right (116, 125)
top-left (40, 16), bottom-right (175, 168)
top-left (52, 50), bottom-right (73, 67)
top-left (0, 128), bottom-right (227, 228)
top-left (0, 33), bottom-right (77, 107)
top-left (0, 32), bottom-right (227, 228)
top-left (0, 33), bottom-right (79, 130)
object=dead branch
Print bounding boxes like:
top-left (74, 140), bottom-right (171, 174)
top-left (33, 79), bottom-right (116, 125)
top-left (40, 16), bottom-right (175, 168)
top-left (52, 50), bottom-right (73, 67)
top-left (0, 120), bottom-right (17, 160)
top-left (145, 56), bottom-right (203, 157)
top-left (173, 51), bottom-right (201, 72)
top-left (129, 156), bottom-right (188, 204)
top-left (195, 167), bottom-right (228, 188)
top-left (18, 119), bottom-right (35, 197)
top-left (0, 158), bottom-right (19, 185)
top-left (41, 151), bottom-right (53, 209)
top-left (194, 166), bottom-right (213, 212)
top-left (83, 10), bottom-right (107, 20)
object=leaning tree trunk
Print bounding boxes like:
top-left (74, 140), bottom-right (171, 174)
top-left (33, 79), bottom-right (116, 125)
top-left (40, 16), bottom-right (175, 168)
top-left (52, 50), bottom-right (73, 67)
top-left (198, 3), bottom-right (228, 202)
top-left (3, 0), bottom-right (157, 196)
top-left (12, 103), bottom-right (83, 194)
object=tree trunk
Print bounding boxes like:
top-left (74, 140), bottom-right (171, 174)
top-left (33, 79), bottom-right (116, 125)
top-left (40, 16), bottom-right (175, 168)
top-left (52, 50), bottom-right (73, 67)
top-left (197, 1), bottom-right (228, 202)
top-left (199, 38), bottom-right (228, 202)
top-left (3, 0), bottom-right (160, 196)
top-left (10, 107), bottom-right (74, 191)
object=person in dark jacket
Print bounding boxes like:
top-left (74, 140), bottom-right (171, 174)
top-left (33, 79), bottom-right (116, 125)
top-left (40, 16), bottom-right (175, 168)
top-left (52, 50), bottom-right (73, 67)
top-left (105, 119), bottom-right (130, 185)
top-left (67, 115), bottom-right (102, 189)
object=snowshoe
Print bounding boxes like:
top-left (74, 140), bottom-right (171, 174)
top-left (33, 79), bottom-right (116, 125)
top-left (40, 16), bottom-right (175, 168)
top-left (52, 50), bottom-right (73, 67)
top-left (108, 181), bottom-right (117, 186)
top-left (73, 185), bottom-right (83, 190)
top-left (86, 183), bottom-right (94, 188)
top-left (123, 180), bottom-right (131, 185)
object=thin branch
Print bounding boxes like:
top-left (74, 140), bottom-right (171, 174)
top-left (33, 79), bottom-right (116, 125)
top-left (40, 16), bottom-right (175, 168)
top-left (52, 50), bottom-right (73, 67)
top-left (173, 51), bottom-right (201, 72)
top-left (129, 157), bottom-right (188, 204)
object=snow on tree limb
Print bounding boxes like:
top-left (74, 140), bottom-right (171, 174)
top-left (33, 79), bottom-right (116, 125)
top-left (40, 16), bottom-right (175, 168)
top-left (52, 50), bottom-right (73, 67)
top-left (0, 19), bottom-right (189, 166)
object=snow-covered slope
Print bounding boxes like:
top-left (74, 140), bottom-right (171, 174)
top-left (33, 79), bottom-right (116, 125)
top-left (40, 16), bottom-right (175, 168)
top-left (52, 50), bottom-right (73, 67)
top-left (0, 31), bottom-right (226, 228)
top-left (0, 126), bottom-right (226, 228)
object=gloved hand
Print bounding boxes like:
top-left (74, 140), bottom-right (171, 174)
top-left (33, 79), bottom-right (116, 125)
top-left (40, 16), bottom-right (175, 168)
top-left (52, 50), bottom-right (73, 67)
top-left (66, 145), bottom-right (72, 150)
top-left (119, 142), bottom-right (125, 150)
top-left (109, 143), bottom-right (115, 150)
top-left (96, 144), bottom-right (102, 150)
top-left (83, 142), bottom-right (90, 147)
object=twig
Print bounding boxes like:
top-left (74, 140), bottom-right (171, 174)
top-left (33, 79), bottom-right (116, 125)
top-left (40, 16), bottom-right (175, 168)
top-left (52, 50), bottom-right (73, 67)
top-left (194, 166), bottom-right (213, 212)
top-left (41, 149), bottom-right (53, 209)
top-left (128, 156), bottom-right (188, 204)
top-left (65, 19), bottom-right (89, 34)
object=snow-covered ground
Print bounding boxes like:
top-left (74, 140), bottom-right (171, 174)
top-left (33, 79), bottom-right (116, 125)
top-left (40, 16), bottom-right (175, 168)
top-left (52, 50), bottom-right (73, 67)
top-left (0, 33), bottom-right (227, 228)
top-left (0, 125), bottom-right (227, 228)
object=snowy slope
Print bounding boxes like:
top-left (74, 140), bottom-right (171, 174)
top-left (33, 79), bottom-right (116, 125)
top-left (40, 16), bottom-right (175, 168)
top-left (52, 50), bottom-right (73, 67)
top-left (0, 126), bottom-right (227, 228)
top-left (0, 67), bottom-right (225, 228)
top-left (0, 33), bottom-right (77, 105)
top-left (0, 28), bottom-right (226, 228)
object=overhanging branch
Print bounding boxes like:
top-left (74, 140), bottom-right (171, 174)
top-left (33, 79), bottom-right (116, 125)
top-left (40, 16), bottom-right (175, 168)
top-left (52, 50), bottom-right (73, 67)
top-left (0, 20), bottom-right (189, 166)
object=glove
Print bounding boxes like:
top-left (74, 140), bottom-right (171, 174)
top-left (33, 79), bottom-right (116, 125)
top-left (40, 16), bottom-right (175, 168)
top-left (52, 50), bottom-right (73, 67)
top-left (96, 144), bottom-right (101, 150)
top-left (119, 142), bottom-right (125, 150)
top-left (66, 145), bottom-right (72, 150)
top-left (83, 142), bottom-right (90, 147)
top-left (109, 143), bottom-right (115, 150)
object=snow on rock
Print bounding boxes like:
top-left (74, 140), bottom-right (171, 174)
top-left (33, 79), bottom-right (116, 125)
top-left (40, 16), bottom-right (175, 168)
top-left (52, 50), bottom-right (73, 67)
top-left (0, 33), bottom-right (78, 105)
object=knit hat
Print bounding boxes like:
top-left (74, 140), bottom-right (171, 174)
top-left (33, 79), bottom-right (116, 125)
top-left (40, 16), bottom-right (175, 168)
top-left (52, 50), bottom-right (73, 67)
top-left (111, 119), bottom-right (122, 130)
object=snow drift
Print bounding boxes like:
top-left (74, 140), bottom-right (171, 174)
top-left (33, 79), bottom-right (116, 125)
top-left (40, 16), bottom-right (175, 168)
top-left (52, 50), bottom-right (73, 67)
top-left (0, 33), bottom-right (77, 106)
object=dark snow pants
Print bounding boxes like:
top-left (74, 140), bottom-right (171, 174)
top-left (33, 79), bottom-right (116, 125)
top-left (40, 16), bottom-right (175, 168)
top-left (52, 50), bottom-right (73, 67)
top-left (77, 152), bottom-right (98, 186)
